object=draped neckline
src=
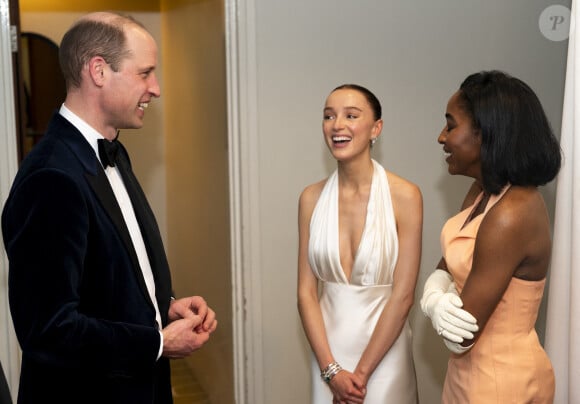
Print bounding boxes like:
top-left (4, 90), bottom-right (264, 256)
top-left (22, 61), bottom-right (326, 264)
top-left (337, 164), bottom-right (375, 283)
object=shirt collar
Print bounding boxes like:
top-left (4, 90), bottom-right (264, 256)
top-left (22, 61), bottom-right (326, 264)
top-left (59, 103), bottom-right (106, 164)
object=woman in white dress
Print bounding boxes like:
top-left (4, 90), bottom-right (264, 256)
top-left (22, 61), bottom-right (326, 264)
top-left (297, 84), bottom-right (422, 404)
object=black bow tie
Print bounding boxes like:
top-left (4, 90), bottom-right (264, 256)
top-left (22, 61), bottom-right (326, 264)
top-left (98, 138), bottom-right (120, 168)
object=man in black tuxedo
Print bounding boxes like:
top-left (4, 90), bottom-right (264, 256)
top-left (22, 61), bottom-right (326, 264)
top-left (1, 12), bottom-right (217, 404)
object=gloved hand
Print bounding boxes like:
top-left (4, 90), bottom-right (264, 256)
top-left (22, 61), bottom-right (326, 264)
top-left (444, 338), bottom-right (473, 354)
top-left (420, 269), bottom-right (479, 343)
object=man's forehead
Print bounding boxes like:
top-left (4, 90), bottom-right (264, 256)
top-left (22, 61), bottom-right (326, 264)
top-left (121, 29), bottom-right (157, 66)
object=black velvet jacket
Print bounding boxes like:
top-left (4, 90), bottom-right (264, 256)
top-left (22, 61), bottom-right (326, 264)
top-left (2, 113), bottom-right (173, 404)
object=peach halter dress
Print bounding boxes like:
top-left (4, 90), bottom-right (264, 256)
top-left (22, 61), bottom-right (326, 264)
top-left (440, 186), bottom-right (555, 404)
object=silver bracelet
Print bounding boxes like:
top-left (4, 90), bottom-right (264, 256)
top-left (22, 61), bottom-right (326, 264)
top-left (320, 361), bottom-right (343, 383)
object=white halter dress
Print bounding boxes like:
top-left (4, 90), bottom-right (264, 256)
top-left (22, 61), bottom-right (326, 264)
top-left (308, 159), bottom-right (417, 403)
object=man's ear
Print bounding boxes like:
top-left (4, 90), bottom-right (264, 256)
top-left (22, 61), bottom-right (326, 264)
top-left (88, 56), bottom-right (107, 86)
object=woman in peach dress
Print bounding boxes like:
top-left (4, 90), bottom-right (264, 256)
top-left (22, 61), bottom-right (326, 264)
top-left (421, 71), bottom-right (561, 403)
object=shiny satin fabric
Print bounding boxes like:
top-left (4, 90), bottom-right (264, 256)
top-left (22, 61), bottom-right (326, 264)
top-left (312, 282), bottom-right (417, 402)
top-left (441, 186), bottom-right (555, 403)
top-left (308, 160), bottom-right (398, 286)
top-left (308, 160), bottom-right (418, 403)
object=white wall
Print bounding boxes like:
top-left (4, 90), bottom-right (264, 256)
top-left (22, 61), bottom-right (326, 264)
top-left (239, 1), bottom-right (570, 403)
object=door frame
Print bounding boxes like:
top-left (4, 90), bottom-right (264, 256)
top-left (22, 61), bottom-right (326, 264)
top-left (225, 0), bottom-right (264, 403)
top-left (0, 0), bottom-right (22, 400)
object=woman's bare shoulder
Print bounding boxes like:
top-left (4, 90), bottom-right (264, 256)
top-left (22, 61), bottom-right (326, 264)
top-left (478, 187), bottom-right (548, 251)
top-left (299, 178), bottom-right (328, 210)
top-left (487, 186), bottom-right (546, 227)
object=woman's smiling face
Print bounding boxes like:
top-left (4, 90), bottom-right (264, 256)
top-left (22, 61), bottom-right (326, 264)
top-left (322, 88), bottom-right (382, 161)
top-left (438, 91), bottom-right (482, 180)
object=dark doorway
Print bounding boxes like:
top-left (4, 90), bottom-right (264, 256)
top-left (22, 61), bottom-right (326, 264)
top-left (8, 0), bottom-right (65, 162)
top-left (19, 32), bottom-right (66, 157)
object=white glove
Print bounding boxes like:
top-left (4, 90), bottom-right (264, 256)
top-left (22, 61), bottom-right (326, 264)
top-left (444, 338), bottom-right (474, 354)
top-left (420, 269), bottom-right (479, 343)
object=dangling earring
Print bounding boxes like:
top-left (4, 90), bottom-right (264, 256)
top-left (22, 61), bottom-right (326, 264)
top-left (370, 138), bottom-right (377, 146)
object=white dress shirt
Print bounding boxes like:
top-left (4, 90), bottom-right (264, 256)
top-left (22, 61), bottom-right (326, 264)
top-left (59, 104), bottom-right (164, 358)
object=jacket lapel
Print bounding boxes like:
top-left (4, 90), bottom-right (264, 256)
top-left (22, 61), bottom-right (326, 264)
top-left (53, 114), bottom-right (155, 310)
top-left (84, 169), bottom-right (151, 299)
